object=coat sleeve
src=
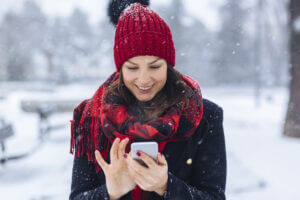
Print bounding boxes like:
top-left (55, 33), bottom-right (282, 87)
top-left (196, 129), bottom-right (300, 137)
top-left (69, 155), bottom-right (110, 200)
top-left (164, 105), bottom-right (227, 200)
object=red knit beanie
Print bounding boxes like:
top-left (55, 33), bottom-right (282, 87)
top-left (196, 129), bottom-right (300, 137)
top-left (112, 2), bottom-right (176, 71)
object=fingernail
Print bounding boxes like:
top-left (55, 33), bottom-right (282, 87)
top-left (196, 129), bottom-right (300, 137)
top-left (136, 152), bottom-right (141, 157)
top-left (123, 153), bottom-right (127, 158)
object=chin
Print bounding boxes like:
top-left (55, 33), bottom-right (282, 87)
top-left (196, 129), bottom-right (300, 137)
top-left (137, 97), bottom-right (152, 102)
top-left (136, 95), bottom-right (154, 102)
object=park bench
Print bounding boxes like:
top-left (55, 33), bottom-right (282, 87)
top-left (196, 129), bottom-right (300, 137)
top-left (21, 100), bottom-right (80, 140)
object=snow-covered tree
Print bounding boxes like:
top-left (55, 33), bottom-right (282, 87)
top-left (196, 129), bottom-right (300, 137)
top-left (157, 0), bottom-right (214, 85)
top-left (216, 0), bottom-right (253, 84)
top-left (0, 11), bottom-right (33, 81)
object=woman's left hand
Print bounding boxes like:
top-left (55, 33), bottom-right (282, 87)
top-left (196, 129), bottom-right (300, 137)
top-left (125, 151), bottom-right (168, 196)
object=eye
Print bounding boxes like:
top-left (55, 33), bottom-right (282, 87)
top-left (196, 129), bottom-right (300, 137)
top-left (127, 66), bottom-right (138, 70)
top-left (150, 66), bottom-right (161, 69)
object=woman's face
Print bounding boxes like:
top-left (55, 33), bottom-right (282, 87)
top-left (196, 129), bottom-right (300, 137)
top-left (121, 55), bottom-right (168, 102)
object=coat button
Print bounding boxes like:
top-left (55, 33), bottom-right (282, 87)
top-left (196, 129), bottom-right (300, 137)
top-left (186, 158), bottom-right (192, 165)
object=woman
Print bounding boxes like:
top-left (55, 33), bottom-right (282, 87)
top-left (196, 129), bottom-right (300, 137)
top-left (69, 0), bottom-right (227, 199)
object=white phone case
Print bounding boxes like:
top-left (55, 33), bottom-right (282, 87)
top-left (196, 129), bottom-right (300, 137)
top-left (131, 141), bottom-right (158, 163)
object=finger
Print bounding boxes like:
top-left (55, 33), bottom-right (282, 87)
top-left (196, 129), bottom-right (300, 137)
top-left (118, 138), bottom-right (129, 159)
top-left (157, 152), bottom-right (167, 165)
top-left (137, 151), bottom-right (156, 168)
top-left (127, 153), bottom-right (148, 174)
top-left (110, 137), bottom-right (120, 161)
top-left (127, 154), bottom-right (157, 189)
top-left (127, 163), bottom-right (147, 186)
top-left (95, 150), bottom-right (108, 172)
top-left (133, 174), bottom-right (148, 191)
top-left (132, 172), bottom-right (153, 192)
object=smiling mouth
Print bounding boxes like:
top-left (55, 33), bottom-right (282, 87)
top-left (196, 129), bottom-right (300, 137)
top-left (136, 85), bottom-right (153, 93)
top-left (137, 85), bottom-right (153, 90)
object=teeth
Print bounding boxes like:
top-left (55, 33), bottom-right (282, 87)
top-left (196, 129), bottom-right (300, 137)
top-left (138, 86), bottom-right (152, 90)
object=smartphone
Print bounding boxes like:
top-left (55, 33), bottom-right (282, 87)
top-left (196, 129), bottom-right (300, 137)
top-left (131, 141), bottom-right (158, 167)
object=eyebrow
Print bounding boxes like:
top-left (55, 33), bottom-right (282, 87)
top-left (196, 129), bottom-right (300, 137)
top-left (127, 58), bottom-right (161, 65)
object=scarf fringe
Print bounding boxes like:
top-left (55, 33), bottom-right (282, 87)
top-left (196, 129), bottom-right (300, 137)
top-left (70, 120), bottom-right (75, 154)
top-left (70, 113), bottom-right (110, 173)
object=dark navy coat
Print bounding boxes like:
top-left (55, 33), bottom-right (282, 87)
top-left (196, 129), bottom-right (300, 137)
top-left (69, 98), bottom-right (227, 200)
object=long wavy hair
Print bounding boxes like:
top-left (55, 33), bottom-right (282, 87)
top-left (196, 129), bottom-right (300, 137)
top-left (104, 63), bottom-right (194, 123)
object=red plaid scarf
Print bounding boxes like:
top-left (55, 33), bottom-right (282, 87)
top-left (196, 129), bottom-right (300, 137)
top-left (70, 71), bottom-right (203, 199)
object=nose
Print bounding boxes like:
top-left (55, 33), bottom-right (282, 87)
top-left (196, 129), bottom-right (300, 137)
top-left (138, 69), bottom-right (151, 86)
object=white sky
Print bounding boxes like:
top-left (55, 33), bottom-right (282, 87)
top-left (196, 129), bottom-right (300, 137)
top-left (0, 0), bottom-right (224, 31)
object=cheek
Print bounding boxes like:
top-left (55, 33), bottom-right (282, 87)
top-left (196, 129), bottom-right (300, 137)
top-left (122, 72), bottom-right (135, 86)
top-left (154, 70), bottom-right (167, 86)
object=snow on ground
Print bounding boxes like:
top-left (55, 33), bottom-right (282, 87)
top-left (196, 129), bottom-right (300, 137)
top-left (0, 83), bottom-right (299, 200)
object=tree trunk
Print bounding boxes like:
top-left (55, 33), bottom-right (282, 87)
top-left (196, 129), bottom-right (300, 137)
top-left (284, 0), bottom-right (300, 137)
top-left (44, 50), bottom-right (54, 74)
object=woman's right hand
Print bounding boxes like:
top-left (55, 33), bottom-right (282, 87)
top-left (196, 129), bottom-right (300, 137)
top-left (95, 138), bottom-right (136, 200)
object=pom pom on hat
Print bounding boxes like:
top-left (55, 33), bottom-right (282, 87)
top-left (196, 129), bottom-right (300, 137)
top-left (108, 0), bottom-right (150, 26)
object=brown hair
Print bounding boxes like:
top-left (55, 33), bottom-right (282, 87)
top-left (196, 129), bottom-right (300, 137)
top-left (104, 63), bottom-right (193, 123)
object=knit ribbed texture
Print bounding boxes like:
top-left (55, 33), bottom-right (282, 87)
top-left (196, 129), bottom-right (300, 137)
top-left (114, 3), bottom-right (175, 71)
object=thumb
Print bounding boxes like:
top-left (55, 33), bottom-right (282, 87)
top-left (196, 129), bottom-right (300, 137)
top-left (95, 150), bottom-right (108, 172)
top-left (157, 152), bottom-right (167, 165)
